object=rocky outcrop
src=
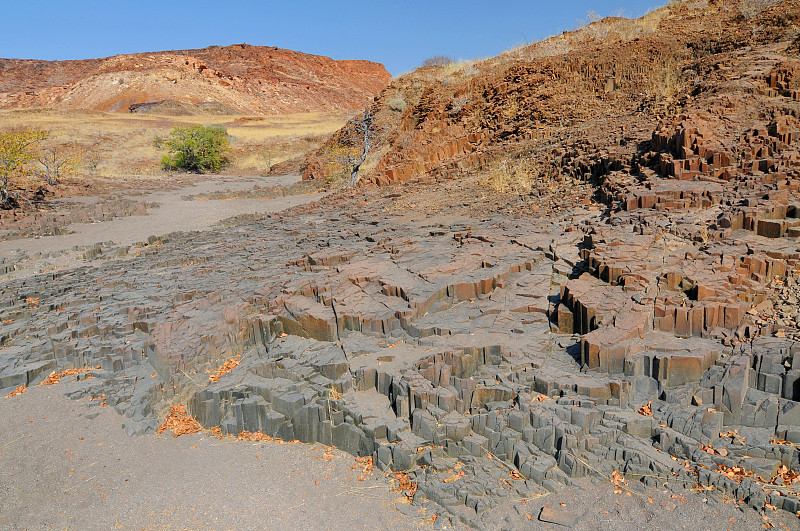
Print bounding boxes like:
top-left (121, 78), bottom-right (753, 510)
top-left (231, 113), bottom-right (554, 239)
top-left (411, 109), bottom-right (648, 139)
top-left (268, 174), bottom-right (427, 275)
top-left (5, 1), bottom-right (800, 528)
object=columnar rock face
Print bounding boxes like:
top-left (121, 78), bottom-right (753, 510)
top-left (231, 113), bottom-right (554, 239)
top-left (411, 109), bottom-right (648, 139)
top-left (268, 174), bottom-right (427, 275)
top-left (0, 44), bottom-right (391, 114)
top-left (4, 1), bottom-right (800, 528)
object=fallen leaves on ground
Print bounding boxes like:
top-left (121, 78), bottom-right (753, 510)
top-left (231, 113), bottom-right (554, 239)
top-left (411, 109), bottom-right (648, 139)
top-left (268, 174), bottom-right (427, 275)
top-left (700, 444), bottom-right (729, 457)
top-left (770, 437), bottom-right (800, 449)
top-left (237, 430), bottom-right (299, 444)
top-left (5, 385), bottom-right (27, 398)
top-left (612, 470), bottom-right (627, 494)
top-left (393, 471), bottom-right (418, 501)
top-left (315, 446), bottom-right (337, 460)
top-left (207, 355), bottom-right (241, 383)
top-left (443, 470), bottom-right (466, 483)
top-left (40, 366), bottom-right (100, 386)
top-left (157, 404), bottom-right (203, 437)
top-left (720, 429), bottom-right (745, 444)
top-left (237, 430), bottom-right (277, 442)
top-left (714, 462), bottom-right (800, 494)
top-left (355, 456), bottom-right (373, 481)
top-left (416, 444), bottom-right (437, 454)
top-left (89, 393), bottom-right (107, 407)
top-left (717, 463), bottom-right (755, 483)
top-left (693, 483), bottom-right (714, 492)
top-left (638, 401), bottom-right (652, 416)
top-left (769, 465), bottom-right (799, 488)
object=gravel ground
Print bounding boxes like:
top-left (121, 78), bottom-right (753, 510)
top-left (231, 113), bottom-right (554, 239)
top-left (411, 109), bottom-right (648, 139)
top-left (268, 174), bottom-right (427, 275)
top-left (0, 383), bottom-right (419, 530)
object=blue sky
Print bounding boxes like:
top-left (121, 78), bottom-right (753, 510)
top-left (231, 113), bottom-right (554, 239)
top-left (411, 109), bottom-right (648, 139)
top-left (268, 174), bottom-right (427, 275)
top-left (2, 1), bottom-right (666, 76)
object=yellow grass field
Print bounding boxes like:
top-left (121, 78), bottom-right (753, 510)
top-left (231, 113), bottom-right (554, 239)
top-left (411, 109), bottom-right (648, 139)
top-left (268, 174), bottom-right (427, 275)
top-left (0, 108), bottom-right (348, 177)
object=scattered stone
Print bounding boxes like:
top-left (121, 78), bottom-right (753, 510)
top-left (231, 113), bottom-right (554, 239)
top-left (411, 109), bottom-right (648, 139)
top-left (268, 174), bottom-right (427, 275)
top-left (538, 506), bottom-right (583, 527)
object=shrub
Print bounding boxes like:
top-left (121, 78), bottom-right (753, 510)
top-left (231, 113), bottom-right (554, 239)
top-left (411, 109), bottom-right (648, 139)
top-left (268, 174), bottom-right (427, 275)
top-left (422, 56), bottom-right (453, 67)
top-left (35, 147), bottom-right (81, 185)
top-left (0, 129), bottom-right (49, 207)
top-left (154, 124), bottom-right (229, 173)
top-left (739, 0), bottom-right (780, 20)
top-left (486, 156), bottom-right (559, 194)
top-left (387, 96), bottom-right (408, 112)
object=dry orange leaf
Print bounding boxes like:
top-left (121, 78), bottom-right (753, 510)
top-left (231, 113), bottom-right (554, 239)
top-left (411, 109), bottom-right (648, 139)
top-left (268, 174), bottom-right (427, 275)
top-left (5, 384), bottom-right (27, 398)
top-left (443, 470), bottom-right (465, 483)
top-left (355, 456), bottom-right (373, 481)
top-left (393, 472), bottom-right (418, 501)
top-left (40, 366), bottom-right (100, 386)
top-left (157, 404), bottom-right (202, 437)
top-left (207, 355), bottom-right (241, 383)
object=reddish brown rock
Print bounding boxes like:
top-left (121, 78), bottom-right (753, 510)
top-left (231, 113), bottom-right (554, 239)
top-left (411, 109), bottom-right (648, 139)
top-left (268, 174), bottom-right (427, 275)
top-left (0, 44), bottom-right (390, 114)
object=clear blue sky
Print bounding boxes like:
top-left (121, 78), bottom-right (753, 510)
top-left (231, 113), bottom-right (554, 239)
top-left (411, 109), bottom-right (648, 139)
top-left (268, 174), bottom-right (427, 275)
top-left (2, 1), bottom-right (666, 76)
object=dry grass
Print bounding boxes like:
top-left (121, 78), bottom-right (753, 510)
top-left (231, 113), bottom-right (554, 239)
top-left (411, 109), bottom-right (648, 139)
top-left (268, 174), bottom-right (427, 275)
top-left (486, 156), bottom-right (559, 194)
top-left (440, 59), bottom-right (482, 78)
top-left (0, 109), bottom-right (347, 178)
top-left (504, 5), bottom-right (671, 63)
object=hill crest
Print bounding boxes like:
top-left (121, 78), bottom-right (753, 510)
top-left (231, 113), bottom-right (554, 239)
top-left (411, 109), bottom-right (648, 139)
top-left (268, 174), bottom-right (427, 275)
top-left (0, 44), bottom-right (391, 114)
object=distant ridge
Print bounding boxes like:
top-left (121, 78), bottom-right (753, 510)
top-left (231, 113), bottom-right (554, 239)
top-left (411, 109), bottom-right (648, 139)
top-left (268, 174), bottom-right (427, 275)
top-left (0, 44), bottom-right (391, 114)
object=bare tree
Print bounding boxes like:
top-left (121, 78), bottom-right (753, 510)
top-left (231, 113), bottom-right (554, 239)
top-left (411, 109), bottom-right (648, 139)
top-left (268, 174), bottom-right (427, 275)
top-left (35, 147), bottom-right (81, 185)
top-left (326, 108), bottom-right (386, 188)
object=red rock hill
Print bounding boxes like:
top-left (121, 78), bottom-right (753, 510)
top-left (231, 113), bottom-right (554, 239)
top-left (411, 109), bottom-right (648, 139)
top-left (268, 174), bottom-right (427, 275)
top-left (0, 44), bottom-right (391, 114)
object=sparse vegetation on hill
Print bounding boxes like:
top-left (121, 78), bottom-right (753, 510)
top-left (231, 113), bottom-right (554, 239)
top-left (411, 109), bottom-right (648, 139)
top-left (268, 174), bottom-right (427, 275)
top-left (421, 56), bottom-right (453, 67)
top-left (739, 0), bottom-right (781, 19)
top-left (0, 109), bottom-right (347, 187)
top-left (155, 124), bottom-right (230, 173)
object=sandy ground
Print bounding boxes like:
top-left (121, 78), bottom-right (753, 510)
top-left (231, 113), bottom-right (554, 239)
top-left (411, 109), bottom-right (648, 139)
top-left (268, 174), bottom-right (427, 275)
top-left (0, 383), bottom-right (419, 531)
top-left (0, 174), bottom-right (320, 257)
top-left (0, 174), bottom-right (324, 281)
top-left (3, 383), bottom-right (797, 531)
top-left (2, 175), bottom-right (799, 530)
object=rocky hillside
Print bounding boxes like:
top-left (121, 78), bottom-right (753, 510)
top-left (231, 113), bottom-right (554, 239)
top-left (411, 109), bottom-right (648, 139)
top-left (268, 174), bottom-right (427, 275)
top-left (304, 0), bottom-right (799, 186)
top-left (0, 44), bottom-right (391, 114)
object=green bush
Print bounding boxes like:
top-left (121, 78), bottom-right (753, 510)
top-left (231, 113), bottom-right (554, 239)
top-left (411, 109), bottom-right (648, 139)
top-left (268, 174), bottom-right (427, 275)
top-left (154, 124), bottom-right (229, 173)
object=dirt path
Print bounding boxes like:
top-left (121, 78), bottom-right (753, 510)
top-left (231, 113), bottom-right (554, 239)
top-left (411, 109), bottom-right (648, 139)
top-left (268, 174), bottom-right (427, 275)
top-left (0, 174), bottom-right (319, 257)
top-left (0, 174), bottom-right (324, 280)
top-left (0, 383), bottom-right (419, 530)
